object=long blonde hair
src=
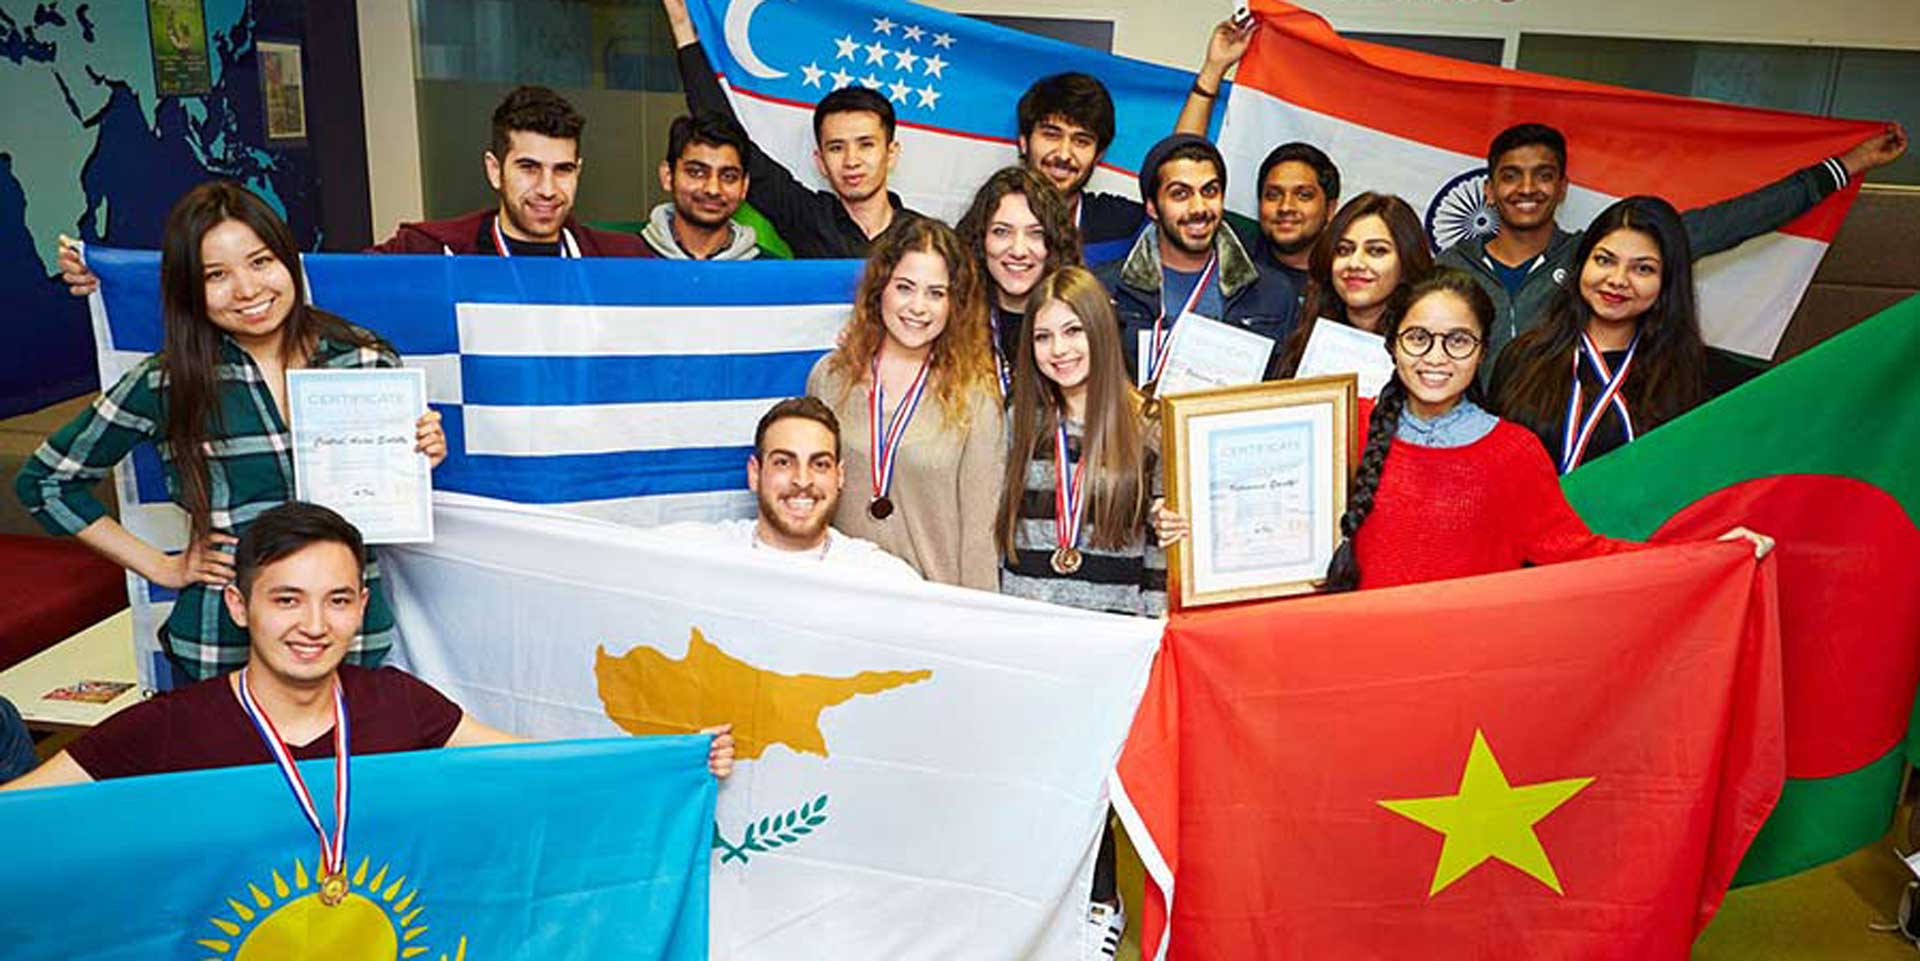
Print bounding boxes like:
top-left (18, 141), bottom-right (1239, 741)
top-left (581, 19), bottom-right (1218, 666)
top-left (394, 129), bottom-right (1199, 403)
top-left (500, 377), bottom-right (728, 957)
top-left (825, 218), bottom-right (996, 425)
top-left (996, 266), bottom-right (1148, 557)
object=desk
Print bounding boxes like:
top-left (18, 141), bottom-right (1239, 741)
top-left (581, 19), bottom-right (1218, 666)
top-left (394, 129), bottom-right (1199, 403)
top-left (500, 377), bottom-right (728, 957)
top-left (0, 609), bottom-right (140, 732)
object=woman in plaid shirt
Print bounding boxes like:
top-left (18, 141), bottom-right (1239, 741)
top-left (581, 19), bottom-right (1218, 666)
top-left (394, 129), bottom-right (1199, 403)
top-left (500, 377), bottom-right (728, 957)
top-left (15, 182), bottom-right (447, 681)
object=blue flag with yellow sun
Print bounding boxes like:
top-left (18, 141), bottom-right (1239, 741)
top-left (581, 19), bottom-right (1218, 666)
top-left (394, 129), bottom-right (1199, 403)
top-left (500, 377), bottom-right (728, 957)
top-left (0, 736), bottom-right (715, 960)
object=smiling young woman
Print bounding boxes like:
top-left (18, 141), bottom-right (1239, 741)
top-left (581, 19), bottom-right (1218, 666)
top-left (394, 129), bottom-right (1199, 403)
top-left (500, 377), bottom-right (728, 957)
top-left (955, 166), bottom-right (1083, 399)
top-left (1269, 192), bottom-right (1434, 379)
top-left (1490, 196), bottom-right (1709, 474)
top-left (15, 182), bottom-right (447, 682)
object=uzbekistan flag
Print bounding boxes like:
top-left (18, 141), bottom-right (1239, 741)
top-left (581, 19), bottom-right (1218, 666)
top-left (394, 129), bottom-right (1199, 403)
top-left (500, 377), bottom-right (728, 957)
top-left (1113, 544), bottom-right (1785, 961)
top-left (0, 737), bottom-right (716, 960)
top-left (1221, 0), bottom-right (1882, 360)
top-left (1566, 292), bottom-right (1920, 883)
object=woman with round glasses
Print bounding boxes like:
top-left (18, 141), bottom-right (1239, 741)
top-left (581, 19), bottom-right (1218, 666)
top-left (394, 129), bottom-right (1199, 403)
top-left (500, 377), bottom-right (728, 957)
top-left (1490, 196), bottom-right (1709, 473)
top-left (1322, 268), bottom-right (1769, 591)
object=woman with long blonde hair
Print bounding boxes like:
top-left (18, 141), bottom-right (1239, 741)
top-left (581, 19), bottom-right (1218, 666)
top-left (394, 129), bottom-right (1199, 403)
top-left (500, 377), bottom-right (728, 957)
top-left (806, 217), bottom-right (1006, 588)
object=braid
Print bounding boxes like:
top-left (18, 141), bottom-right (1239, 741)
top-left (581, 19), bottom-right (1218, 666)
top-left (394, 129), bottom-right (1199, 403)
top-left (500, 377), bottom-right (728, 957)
top-left (1322, 377), bottom-right (1406, 592)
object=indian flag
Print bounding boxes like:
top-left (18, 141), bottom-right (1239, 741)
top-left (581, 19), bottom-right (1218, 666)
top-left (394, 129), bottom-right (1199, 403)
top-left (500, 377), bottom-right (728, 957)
top-left (1220, 0), bottom-right (1882, 360)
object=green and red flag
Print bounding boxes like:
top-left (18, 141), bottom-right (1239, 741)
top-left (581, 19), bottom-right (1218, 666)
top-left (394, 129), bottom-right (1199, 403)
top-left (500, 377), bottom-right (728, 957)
top-left (1114, 543), bottom-right (1783, 960)
top-left (1565, 293), bottom-right (1920, 883)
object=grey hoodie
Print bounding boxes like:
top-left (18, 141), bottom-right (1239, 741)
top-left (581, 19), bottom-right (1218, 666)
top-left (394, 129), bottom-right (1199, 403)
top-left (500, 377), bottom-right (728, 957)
top-left (640, 203), bottom-right (761, 260)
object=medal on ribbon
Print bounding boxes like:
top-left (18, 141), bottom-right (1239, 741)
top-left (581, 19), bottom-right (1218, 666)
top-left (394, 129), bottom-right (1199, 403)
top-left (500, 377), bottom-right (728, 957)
top-left (867, 354), bottom-right (933, 521)
top-left (1144, 253), bottom-right (1218, 391)
top-left (1050, 415), bottom-right (1088, 575)
top-left (234, 667), bottom-right (352, 907)
top-left (1557, 330), bottom-right (1639, 475)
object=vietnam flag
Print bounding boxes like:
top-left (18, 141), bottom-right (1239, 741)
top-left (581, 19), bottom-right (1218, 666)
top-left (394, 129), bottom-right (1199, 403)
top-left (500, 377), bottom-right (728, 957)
top-left (1220, 0), bottom-right (1880, 359)
top-left (1113, 544), bottom-right (1783, 960)
top-left (1565, 293), bottom-right (1920, 883)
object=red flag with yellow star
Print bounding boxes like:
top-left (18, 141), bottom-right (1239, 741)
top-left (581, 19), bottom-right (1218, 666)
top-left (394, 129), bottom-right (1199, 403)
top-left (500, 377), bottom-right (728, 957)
top-left (1113, 542), bottom-right (1783, 960)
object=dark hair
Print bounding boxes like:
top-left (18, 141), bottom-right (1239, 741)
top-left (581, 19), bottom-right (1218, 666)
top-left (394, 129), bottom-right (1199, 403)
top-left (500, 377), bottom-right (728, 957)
top-left (1143, 139), bottom-right (1227, 203)
top-left (1272, 193), bottom-right (1433, 378)
top-left (158, 182), bottom-right (381, 540)
top-left (1016, 73), bottom-right (1116, 154)
top-left (754, 396), bottom-right (841, 458)
top-left (234, 502), bottom-right (367, 595)
top-left (1491, 196), bottom-right (1705, 454)
top-left (1487, 122), bottom-right (1566, 175)
top-left (490, 85), bottom-right (585, 159)
top-left (812, 86), bottom-right (896, 143)
top-left (1323, 269), bottom-right (1494, 593)
top-left (666, 110), bottom-right (750, 167)
top-left (954, 166), bottom-right (1084, 294)
top-left (1256, 142), bottom-right (1341, 205)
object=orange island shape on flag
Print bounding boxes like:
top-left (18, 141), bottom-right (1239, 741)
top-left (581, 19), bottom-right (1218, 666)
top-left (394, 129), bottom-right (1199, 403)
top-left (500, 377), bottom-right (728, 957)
top-left (594, 628), bottom-right (933, 759)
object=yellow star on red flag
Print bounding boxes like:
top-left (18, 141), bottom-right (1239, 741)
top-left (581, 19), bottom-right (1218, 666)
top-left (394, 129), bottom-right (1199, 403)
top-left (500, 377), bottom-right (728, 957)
top-left (1378, 728), bottom-right (1594, 896)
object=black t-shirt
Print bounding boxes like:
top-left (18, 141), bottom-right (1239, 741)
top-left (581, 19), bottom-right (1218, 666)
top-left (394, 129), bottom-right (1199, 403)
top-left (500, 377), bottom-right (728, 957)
top-left (472, 215), bottom-right (564, 256)
top-left (67, 665), bottom-right (464, 780)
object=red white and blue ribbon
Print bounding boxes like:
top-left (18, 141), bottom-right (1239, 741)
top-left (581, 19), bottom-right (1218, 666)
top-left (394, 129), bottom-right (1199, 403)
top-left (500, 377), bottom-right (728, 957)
top-left (1147, 254), bottom-right (1217, 386)
top-left (491, 215), bottom-right (580, 258)
top-left (1053, 416), bottom-right (1088, 553)
top-left (868, 354), bottom-right (934, 505)
top-left (1557, 331), bottom-right (1639, 475)
top-left (234, 667), bottom-right (350, 882)
top-left (989, 307), bottom-right (1012, 398)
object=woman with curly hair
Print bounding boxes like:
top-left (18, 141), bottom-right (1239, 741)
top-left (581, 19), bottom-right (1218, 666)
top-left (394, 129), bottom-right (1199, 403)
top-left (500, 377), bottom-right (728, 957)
top-left (806, 217), bottom-right (1007, 588)
top-left (955, 166), bottom-right (1082, 398)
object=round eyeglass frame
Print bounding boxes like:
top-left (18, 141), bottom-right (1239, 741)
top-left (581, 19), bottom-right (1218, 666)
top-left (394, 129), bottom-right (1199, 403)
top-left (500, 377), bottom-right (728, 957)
top-left (1396, 327), bottom-right (1484, 360)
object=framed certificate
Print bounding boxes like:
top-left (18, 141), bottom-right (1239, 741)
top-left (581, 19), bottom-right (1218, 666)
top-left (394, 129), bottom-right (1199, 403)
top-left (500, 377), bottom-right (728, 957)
top-left (287, 368), bottom-right (433, 544)
top-left (1161, 374), bottom-right (1357, 607)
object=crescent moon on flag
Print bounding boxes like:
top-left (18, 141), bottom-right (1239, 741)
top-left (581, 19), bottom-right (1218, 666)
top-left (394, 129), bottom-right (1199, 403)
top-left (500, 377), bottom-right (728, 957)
top-left (723, 0), bottom-right (787, 80)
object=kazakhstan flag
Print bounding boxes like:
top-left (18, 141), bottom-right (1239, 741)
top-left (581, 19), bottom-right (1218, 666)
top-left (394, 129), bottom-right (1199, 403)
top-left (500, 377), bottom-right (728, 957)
top-left (0, 736), bottom-right (715, 960)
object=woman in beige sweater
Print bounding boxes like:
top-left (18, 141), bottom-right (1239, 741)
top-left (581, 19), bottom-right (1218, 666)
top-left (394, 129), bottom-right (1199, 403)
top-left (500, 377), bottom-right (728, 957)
top-left (807, 218), bottom-right (1007, 589)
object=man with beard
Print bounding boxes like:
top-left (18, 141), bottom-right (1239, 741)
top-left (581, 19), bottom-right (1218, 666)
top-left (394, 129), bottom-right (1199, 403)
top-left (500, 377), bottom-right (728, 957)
top-left (662, 0), bottom-right (922, 259)
top-left (1095, 134), bottom-right (1299, 385)
top-left (641, 111), bottom-right (761, 260)
top-left (368, 86), bottom-right (650, 257)
top-left (656, 398), bottom-right (921, 577)
top-left (1440, 121), bottom-right (1909, 364)
top-left (1015, 73), bottom-right (1143, 266)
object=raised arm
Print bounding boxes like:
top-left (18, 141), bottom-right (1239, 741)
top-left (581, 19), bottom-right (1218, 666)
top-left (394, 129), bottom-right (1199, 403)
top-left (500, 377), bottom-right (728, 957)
top-left (1682, 123), bottom-right (1908, 259)
top-left (1174, 19), bottom-right (1255, 136)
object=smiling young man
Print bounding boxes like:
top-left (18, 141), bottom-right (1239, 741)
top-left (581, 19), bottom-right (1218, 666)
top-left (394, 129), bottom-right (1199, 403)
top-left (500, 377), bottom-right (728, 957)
top-left (1015, 73), bottom-right (1143, 266)
top-left (643, 112), bottom-right (761, 260)
top-left (662, 0), bottom-right (922, 259)
top-left (1094, 134), bottom-right (1298, 384)
top-left (1, 503), bottom-right (735, 791)
top-left (368, 86), bottom-right (649, 257)
top-left (1438, 120), bottom-right (1910, 365)
top-left (655, 398), bottom-right (921, 578)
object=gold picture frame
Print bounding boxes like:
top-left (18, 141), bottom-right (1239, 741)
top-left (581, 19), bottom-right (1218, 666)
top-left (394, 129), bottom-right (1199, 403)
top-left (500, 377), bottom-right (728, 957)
top-left (1161, 374), bottom-right (1358, 608)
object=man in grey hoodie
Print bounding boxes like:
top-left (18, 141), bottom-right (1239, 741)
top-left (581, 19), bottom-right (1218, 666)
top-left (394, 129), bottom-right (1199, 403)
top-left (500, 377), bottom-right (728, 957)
top-left (642, 112), bottom-right (763, 260)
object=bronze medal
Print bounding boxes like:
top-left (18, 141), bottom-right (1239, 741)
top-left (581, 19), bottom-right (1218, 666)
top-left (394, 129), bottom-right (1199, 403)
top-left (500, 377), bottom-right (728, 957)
top-left (319, 869), bottom-right (349, 906)
top-left (1050, 546), bottom-right (1083, 575)
top-left (868, 496), bottom-right (894, 521)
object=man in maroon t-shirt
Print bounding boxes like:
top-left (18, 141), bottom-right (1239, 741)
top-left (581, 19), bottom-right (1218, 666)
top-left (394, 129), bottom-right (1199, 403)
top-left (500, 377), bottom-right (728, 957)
top-left (3, 502), bottom-right (733, 789)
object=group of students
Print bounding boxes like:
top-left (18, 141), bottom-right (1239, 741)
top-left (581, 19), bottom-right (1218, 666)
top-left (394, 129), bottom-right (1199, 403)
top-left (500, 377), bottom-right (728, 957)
top-left (9, 7), bottom-right (1912, 958)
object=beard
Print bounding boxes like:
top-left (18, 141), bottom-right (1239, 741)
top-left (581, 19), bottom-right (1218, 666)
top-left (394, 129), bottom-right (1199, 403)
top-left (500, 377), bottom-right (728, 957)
top-left (1159, 214), bottom-right (1218, 256)
top-left (758, 485), bottom-right (835, 544)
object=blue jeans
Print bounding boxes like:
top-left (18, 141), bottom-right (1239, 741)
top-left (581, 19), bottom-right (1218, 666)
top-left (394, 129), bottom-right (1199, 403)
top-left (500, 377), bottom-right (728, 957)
top-left (0, 696), bottom-right (36, 784)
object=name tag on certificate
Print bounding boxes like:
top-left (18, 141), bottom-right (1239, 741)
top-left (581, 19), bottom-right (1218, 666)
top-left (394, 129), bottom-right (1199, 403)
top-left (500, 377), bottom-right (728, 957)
top-left (1151, 312), bottom-right (1275, 397)
top-left (1296, 319), bottom-right (1393, 398)
top-left (287, 368), bottom-right (434, 544)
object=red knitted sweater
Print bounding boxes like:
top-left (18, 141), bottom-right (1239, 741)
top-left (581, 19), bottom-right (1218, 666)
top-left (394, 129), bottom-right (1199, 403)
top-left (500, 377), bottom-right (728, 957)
top-left (1353, 419), bottom-right (1642, 590)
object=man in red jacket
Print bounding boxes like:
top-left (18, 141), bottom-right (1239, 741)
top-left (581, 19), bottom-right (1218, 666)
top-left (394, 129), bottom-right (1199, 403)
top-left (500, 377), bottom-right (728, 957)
top-left (369, 85), bottom-right (650, 257)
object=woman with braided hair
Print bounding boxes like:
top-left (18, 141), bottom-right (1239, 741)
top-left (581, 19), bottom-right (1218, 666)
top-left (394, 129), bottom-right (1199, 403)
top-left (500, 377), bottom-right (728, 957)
top-left (1321, 269), bottom-right (1769, 592)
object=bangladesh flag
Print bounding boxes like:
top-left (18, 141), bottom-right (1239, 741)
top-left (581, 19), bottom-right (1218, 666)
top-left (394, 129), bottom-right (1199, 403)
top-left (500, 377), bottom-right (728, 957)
top-left (1565, 293), bottom-right (1920, 883)
top-left (1113, 543), bottom-right (1783, 960)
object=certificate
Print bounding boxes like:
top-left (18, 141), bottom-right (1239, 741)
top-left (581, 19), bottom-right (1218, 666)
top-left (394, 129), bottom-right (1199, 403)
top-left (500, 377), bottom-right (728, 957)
top-left (1151, 313), bottom-right (1276, 398)
top-left (288, 369), bottom-right (433, 544)
top-left (1161, 375), bottom-right (1357, 607)
top-left (1296, 319), bottom-right (1393, 398)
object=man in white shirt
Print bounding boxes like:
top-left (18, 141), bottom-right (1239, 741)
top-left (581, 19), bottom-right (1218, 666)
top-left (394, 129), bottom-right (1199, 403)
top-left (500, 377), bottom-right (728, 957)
top-left (662, 398), bottom-right (920, 580)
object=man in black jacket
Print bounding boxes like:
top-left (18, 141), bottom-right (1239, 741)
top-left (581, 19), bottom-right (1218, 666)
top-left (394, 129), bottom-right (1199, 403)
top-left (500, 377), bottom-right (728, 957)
top-left (1015, 73), bottom-right (1144, 266)
top-left (662, 0), bottom-right (922, 259)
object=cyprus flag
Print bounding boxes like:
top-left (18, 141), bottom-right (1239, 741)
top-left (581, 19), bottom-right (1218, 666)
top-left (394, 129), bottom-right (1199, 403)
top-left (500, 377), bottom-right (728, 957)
top-left (382, 494), bottom-right (1162, 960)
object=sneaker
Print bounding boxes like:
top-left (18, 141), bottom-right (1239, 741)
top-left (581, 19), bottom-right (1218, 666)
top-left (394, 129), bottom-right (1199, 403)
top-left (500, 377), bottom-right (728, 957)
top-left (1086, 896), bottom-right (1125, 960)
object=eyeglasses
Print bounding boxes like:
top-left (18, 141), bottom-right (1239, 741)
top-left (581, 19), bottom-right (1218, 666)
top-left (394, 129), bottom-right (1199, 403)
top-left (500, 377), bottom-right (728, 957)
top-left (1396, 327), bottom-right (1483, 360)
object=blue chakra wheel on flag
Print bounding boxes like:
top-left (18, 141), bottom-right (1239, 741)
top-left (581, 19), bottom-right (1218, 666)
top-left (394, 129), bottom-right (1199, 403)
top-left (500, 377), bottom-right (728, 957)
top-left (1425, 168), bottom-right (1501, 253)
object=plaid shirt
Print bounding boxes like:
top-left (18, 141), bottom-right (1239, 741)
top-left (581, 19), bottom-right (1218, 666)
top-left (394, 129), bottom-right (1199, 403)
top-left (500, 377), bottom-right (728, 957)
top-left (15, 326), bottom-right (402, 680)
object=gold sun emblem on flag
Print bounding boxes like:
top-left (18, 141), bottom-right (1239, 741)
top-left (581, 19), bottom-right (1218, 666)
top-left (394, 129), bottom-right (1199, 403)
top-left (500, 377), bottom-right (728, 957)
top-left (197, 855), bottom-right (469, 960)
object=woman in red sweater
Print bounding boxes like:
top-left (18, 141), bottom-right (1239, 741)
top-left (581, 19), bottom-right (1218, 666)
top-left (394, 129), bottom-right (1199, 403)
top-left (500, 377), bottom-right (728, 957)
top-left (1322, 269), bottom-right (1768, 592)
